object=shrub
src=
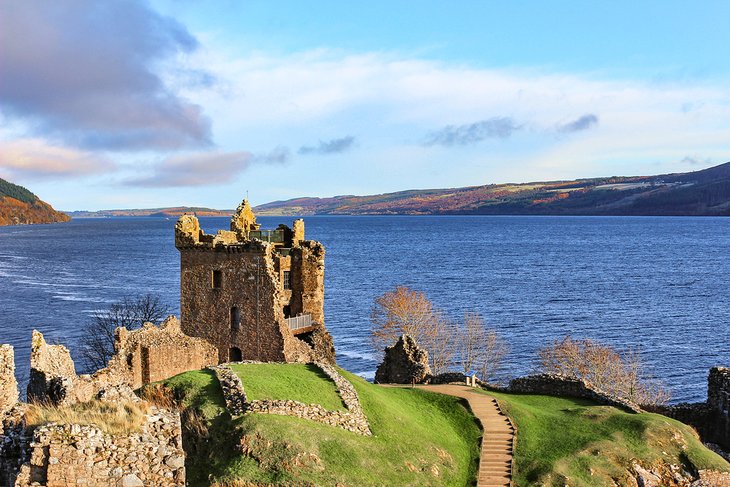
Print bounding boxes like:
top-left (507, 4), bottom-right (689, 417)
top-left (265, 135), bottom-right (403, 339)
top-left (538, 336), bottom-right (670, 405)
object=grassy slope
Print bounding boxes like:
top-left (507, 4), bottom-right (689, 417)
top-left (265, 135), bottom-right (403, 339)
top-left (161, 368), bottom-right (481, 486)
top-left (485, 391), bottom-right (730, 487)
top-left (230, 363), bottom-right (346, 411)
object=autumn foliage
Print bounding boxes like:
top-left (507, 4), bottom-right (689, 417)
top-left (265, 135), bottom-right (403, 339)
top-left (538, 336), bottom-right (670, 405)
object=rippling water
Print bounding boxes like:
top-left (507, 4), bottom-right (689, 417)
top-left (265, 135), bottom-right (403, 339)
top-left (0, 216), bottom-right (728, 402)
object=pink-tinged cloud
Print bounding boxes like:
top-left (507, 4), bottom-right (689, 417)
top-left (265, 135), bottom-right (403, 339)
top-left (0, 139), bottom-right (116, 181)
top-left (125, 151), bottom-right (254, 187)
top-left (0, 0), bottom-right (212, 151)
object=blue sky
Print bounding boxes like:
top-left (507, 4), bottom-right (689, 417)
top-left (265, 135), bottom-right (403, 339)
top-left (1, 0), bottom-right (729, 210)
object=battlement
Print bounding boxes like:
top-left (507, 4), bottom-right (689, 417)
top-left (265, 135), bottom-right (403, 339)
top-left (175, 199), bottom-right (305, 250)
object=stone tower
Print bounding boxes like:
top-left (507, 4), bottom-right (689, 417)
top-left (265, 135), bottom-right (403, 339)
top-left (174, 200), bottom-right (335, 364)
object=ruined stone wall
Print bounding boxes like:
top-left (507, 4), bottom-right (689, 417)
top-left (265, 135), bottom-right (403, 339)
top-left (26, 319), bottom-right (217, 406)
top-left (290, 240), bottom-right (325, 325)
top-left (116, 317), bottom-right (218, 389)
top-left (179, 244), bottom-right (287, 363)
top-left (212, 363), bottom-right (371, 435)
top-left (508, 374), bottom-right (643, 413)
top-left (13, 407), bottom-right (185, 487)
top-left (0, 345), bottom-right (18, 415)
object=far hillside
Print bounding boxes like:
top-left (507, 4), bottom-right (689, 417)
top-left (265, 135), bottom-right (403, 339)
top-left (255, 162), bottom-right (730, 216)
top-left (0, 178), bottom-right (70, 226)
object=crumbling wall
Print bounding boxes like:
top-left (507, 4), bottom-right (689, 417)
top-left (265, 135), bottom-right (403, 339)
top-left (116, 316), bottom-right (218, 389)
top-left (27, 319), bottom-right (218, 405)
top-left (375, 335), bottom-right (431, 384)
top-left (290, 241), bottom-right (325, 326)
top-left (26, 330), bottom-right (81, 405)
top-left (0, 345), bottom-right (18, 415)
top-left (14, 407), bottom-right (185, 487)
top-left (508, 374), bottom-right (642, 413)
top-left (647, 367), bottom-right (730, 452)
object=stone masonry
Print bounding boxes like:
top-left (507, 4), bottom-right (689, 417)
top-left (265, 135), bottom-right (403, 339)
top-left (175, 200), bottom-right (335, 365)
top-left (212, 362), bottom-right (371, 435)
top-left (13, 407), bottom-right (185, 487)
top-left (26, 317), bottom-right (217, 406)
top-left (375, 335), bottom-right (432, 384)
top-left (0, 345), bottom-right (18, 415)
top-left (508, 374), bottom-right (643, 413)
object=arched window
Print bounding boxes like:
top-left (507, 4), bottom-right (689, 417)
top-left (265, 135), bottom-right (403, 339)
top-left (229, 347), bottom-right (242, 362)
top-left (230, 306), bottom-right (241, 330)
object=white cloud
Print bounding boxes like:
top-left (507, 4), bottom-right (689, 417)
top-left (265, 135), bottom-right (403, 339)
top-left (0, 139), bottom-right (115, 181)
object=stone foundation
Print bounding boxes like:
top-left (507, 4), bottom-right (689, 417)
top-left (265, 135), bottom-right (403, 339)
top-left (212, 362), bottom-right (371, 435)
top-left (13, 407), bottom-right (185, 487)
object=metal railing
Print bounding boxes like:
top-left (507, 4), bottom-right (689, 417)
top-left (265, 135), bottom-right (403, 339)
top-left (250, 229), bottom-right (285, 243)
top-left (285, 314), bottom-right (312, 331)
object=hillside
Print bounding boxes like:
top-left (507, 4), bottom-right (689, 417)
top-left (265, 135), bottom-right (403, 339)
top-left (0, 178), bottom-right (70, 226)
top-left (147, 364), bottom-right (729, 487)
top-left (255, 162), bottom-right (730, 216)
top-left (67, 207), bottom-right (233, 218)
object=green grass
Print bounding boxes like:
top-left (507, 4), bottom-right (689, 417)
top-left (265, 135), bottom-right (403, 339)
top-left (159, 366), bottom-right (481, 486)
top-left (230, 363), bottom-right (346, 411)
top-left (483, 390), bottom-right (730, 487)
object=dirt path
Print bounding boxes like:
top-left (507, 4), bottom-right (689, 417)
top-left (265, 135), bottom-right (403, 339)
top-left (417, 384), bottom-right (515, 487)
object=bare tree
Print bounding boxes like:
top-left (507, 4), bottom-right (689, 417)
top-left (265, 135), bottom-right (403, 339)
top-left (538, 336), bottom-right (670, 405)
top-left (79, 294), bottom-right (170, 372)
top-left (456, 313), bottom-right (508, 381)
top-left (370, 286), bottom-right (455, 374)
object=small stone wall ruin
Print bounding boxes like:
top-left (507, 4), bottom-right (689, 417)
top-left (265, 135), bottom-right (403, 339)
top-left (0, 345), bottom-right (18, 415)
top-left (646, 367), bottom-right (730, 452)
top-left (508, 374), bottom-right (643, 413)
top-left (12, 407), bottom-right (185, 487)
top-left (212, 362), bottom-right (371, 435)
top-left (26, 317), bottom-right (217, 406)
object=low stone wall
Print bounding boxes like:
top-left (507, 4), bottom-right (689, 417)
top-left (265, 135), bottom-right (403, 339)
top-left (212, 362), bottom-right (371, 435)
top-left (0, 345), bottom-right (18, 415)
top-left (508, 374), bottom-right (642, 413)
top-left (647, 367), bottom-right (730, 452)
top-left (13, 407), bottom-right (185, 487)
top-left (210, 365), bottom-right (247, 415)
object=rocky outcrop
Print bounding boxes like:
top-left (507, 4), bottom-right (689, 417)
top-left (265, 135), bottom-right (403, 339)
top-left (0, 345), bottom-right (18, 415)
top-left (375, 335), bottom-right (431, 384)
top-left (508, 374), bottom-right (643, 413)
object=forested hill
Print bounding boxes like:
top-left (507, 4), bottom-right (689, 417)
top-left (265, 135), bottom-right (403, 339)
top-left (0, 178), bottom-right (70, 226)
top-left (255, 162), bottom-right (730, 216)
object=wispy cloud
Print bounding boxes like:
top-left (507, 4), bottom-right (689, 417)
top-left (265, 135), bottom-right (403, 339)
top-left (424, 118), bottom-right (521, 146)
top-left (298, 136), bottom-right (356, 155)
top-left (0, 0), bottom-right (212, 151)
top-left (680, 156), bottom-right (713, 166)
top-left (0, 139), bottom-right (115, 181)
top-left (125, 151), bottom-right (252, 187)
top-left (255, 145), bottom-right (290, 164)
top-left (557, 114), bottom-right (599, 134)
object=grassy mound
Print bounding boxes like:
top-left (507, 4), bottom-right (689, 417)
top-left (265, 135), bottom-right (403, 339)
top-left (230, 363), bottom-right (346, 411)
top-left (485, 390), bottom-right (730, 486)
top-left (158, 367), bottom-right (481, 486)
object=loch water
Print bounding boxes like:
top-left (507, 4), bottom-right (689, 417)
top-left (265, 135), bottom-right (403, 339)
top-left (0, 215), bottom-right (728, 403)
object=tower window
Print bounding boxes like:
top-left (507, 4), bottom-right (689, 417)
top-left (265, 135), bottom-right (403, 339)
top-left (231, 306), bottom-right (241, 330)
top-left (212, 270), bottom-right (222, 289)
top-left (283, 270), bottom-right (291, 290)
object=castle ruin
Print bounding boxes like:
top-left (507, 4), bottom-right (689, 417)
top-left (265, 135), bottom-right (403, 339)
top-left (175, 200), bottom-right (335, 364)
